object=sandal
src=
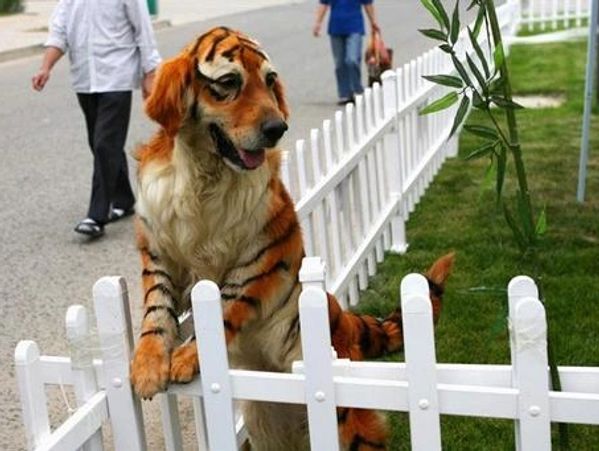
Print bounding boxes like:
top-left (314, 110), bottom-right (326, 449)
top-left (108, 206), bottom-right (135, 223)
top-left (74, 218), bottom-right (105, 238)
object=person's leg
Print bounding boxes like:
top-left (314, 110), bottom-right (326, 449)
top-left (330, 35), bottom-right (352, 101)
top-left (345, 33), bottom-right (364, 97)
top-left (87, 91), bottom-right (133, 224)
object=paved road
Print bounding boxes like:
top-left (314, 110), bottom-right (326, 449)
top-left (0, 1), bottom-right (442, 448)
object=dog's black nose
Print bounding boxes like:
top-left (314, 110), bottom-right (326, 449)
top-left (261, 119), bottom-right (288, 145)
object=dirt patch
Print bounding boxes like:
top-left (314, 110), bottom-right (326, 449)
top-left (512, 94), bottom-right (566, 109)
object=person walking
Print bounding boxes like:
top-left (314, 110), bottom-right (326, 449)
top-left (32, 0), bottom-right (161, 238)
top-left (313, 0), bottom-right (380, 105)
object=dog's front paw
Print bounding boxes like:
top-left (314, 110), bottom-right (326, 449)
top-left (170, 341), bottom-right (200, 383)
top-left (131, 336), bottom-right (170, 399)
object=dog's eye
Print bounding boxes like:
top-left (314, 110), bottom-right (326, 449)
top-left (265, 72), bottom-right (277, 88)
top-left (216, 74), bottom-right (242, 90)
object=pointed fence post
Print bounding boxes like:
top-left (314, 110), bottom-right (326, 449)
top-left (15, 340), bottom-right (50, 450)
top-left (192, 281), bottom-right (237, 451)
top-left (382, 70), bottom-right (408, 254)
top-left (299, 257), bottom-right (339, 451)
top-left (66, 305), bottom-right (103, 451)
top-left (93, 277), bottom-right (146, 451)
top-left (401, 274), bottom-right (442, 451)
top-left (508, 276), bottom-right (551, 450)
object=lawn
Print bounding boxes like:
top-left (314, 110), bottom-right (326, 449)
top-left (356, 40), bottom-right (599, 449)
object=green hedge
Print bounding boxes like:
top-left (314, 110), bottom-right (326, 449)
top-left (0, 0), bottom-right (23, 14)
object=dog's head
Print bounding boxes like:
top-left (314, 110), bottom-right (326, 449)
top-left (146, 27), bottom-right (289, 171)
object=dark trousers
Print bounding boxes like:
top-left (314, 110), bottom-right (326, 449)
top-left (77, 91), bottom-right (135, 224)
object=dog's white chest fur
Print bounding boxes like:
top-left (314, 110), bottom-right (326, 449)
top-left (136, 140), bottom-right (271, 283)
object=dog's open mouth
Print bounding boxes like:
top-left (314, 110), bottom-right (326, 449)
top-left (209, 124), bottom-right (265, 170)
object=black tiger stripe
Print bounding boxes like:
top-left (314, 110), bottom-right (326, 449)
top-left (144, 305), bottom-right (179, 324)
top-left (358, 316), bottom-right (372, 354)
top-left (283, 313), bottom-right (300, 345)
top-left (144, 283), bottom-right (175, 303)
top-left (140, 327), bottom-right (166, 338)
top-left (241, 44), bottom-right (268, 61)
top-left (223, 320), bottom-right (240, 332)
top-left (427, 277), bottom-right (444, 298)
top-left (349, 435), bottom-right (386, 451)
top-left (205, 32), bottom-right (231, 61)
top-left (330, 308), bottom-right (341, 335)
top-left (222, 260), bottom-right (289, 290)
top-left (221, 44), bottom-right (240, 60)
top-left (220, 293), bottom-right (236, 300)
top-left (236, 221), bottom-right (298, 268)
top-left (337, 408), bottom-right (349, 423)
top-left (142, 268), bottom-right (173, 283)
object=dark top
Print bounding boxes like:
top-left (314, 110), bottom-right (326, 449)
top-left (320, 0), bottom-right (373, 36)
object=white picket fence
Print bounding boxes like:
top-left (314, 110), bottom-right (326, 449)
top-left (13, 0), bottom-right (599, 449)
top-left (15, 259), bottom-right (599, 451)
top-left (521, 0), bottom-right (592, 30)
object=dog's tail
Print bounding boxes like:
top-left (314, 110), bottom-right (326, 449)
top-left (328, 252), bottom-right (455, 360)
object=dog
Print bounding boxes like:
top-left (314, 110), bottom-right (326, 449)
top-left (129, 26), bottom-right (454, 450)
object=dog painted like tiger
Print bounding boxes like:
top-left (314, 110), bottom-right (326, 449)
top-left (130, 26), bottom-right (454, 450)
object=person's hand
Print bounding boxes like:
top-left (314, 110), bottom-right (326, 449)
top-left (32, 68), bottom-right (50, 91)
top-left (142, 70), bottom-right (156, 100)
top-left (313, 22), bottom-right (322, 37)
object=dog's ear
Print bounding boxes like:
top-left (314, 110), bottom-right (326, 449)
top-left (145, 55), bottom-right (194, 137)
top-left (272, 77), bottom-right (289, 120)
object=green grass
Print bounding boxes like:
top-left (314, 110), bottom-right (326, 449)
top-left (355, 41), bottom-right (599, 449)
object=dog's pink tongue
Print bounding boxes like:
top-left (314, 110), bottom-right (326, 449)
top-left (238, 149), bottom-right (265, 169)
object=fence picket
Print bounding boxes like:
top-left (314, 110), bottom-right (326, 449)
top-left (15, 340), bottom-right (51, 450)
top-left (65, 305), bottom-right (103, 451)
top-left (192, 281), bottom-right (237, 451)
top-left (93, 277), bottom-right (146, 451)
top-left (299, 272), bottom-right (339, 451)
top-left (401, 274), bottom-right (442, 450)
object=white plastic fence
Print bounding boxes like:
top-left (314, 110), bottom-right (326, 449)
top-left (521, 0), bottom-right (591, 30)
top-left (279, 0), bottom-right (518, 308)
top-left (15, 259), bottom-right (599, 450)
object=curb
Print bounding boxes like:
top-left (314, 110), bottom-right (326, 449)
top-left (0, 18), bottom-right (172, 64)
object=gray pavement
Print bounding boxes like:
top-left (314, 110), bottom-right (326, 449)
top-left (0, 1), bottom-right (440, 449)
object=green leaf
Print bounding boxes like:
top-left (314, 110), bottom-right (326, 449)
top-left (420, 91), bottom-right (459, 115)
top-left (480, 160), bottom-right (496, 193)
top-left (422, 74), bottom-right (463, 88)
top-left (503, 204), bottom-right (528, 252)
top-left (464, 124), bottom-right (498, 139)
top-left (491, 96), bottom-right (524, 109)
top-left (439, 43), bottom-right (454, 54)
top-left (517, 191), bottom-right (535, 242)
top-left (450, 0), bottom-right (460, 45)
top-left (466, 54), bottom-right (488, 95)
top-left (432, 0), bottom-right (451, 30)
top-left (472, 90), bottom-right (487, 109)
top-left (464, 140), bottom-right (497, 160)
top-left (535, 207), bottom-right (547, 236)
top-left (472, 3), bottom-right (486, 37)
top-left (419, 28), bottom-right (448, 41)
top-left (468, 26), bottom-right (490, 78)
top-left (493, 44), bottom-right (505, 69)
top-left (496, 142), bottom-right (507, 199)
top-left (420, 0), bottom-right (445, 29)
top-left (449, 95), bottom-right (470, 137)
top-left (489, 76), bottom-right (505, 94)
top-left (451, 55), bottom-right (472, 86)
